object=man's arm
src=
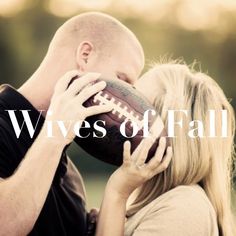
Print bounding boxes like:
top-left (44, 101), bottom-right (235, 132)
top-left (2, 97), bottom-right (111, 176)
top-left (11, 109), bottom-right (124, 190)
top-left (0, 71), bottom-right (111, 236)
top-left (0, 129), bottom-right (65, 235)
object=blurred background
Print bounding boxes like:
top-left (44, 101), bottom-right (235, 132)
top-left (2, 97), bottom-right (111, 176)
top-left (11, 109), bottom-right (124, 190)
top-left (0, 0), bottom-right (235, 211)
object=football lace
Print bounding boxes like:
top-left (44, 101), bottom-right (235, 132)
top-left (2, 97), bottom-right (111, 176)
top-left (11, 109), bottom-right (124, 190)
top-left (93, 91), bottom-right (144, 129)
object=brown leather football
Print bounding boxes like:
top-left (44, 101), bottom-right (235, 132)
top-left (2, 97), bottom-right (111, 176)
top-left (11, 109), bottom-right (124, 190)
top-left (74, 77), bottom-right (168, 166)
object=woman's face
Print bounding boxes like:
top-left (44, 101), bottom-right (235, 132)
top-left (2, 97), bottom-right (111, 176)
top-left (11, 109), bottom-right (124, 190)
top-left (134, 70), bottom-right (161, 105)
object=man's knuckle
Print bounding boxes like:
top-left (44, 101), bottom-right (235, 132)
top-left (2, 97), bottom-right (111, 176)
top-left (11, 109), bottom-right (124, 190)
top-left (60, 94), bottom-right (68, 102)
top-left (78, 91), bottom-right (87, 100)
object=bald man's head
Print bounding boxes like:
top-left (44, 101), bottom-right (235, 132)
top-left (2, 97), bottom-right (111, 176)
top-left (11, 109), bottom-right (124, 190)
top-left (47, 12), bottom-right (144, 84)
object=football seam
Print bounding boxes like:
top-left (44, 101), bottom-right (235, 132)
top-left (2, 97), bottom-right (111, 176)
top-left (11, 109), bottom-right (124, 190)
top-left (93, 91), bottom-right (144, 129)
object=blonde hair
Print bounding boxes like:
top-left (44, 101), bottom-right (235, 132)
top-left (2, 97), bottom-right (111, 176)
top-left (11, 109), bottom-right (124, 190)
top-left (127, 62), bottom-right (236, 236)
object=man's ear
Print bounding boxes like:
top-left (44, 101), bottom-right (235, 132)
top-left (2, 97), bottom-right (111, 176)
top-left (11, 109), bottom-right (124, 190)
top-left (76, 41), bottom-right (94, 71)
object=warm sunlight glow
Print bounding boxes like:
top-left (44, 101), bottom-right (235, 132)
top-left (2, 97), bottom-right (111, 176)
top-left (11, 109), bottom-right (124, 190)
top-left (0, 0), bottom-right (26, 17)
top-left (1, 0), bottom-right (236, 31)
top-left (47, 0), bottom-right (112, 17)
top-left (176, 0), bottom-right (236, 30)
top-left (46, 0), bottom-right (236, 30)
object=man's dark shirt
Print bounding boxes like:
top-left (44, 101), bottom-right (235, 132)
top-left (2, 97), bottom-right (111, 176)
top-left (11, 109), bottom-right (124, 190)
top-left (0, 85), bottom-right (87, 235)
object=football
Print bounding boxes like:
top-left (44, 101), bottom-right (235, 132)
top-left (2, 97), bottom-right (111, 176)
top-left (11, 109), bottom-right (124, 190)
top-left (74, 77), bottom-right (168, 166)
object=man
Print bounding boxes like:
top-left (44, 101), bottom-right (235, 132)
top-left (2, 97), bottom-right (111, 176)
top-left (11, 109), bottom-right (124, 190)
top-left (0, 12), bottom-right (144, 235)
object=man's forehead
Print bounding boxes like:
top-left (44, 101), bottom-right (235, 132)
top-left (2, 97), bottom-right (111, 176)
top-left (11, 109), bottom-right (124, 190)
top-left (128, 39), bottom-right (145, 70)
top-left (116, 39), bottom-right (144, 67)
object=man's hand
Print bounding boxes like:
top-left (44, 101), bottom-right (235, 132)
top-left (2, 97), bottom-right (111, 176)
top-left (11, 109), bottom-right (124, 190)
top-left (46, 70), bottom-right (112, 144)
top-left (0, 70), bottom-right (112, 236)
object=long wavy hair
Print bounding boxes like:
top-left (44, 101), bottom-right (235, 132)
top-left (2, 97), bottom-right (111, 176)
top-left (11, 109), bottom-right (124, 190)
top-left (127, 62), bottom-right (236, 236)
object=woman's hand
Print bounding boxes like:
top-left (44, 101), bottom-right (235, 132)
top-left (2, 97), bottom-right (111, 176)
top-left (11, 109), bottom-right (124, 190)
top-left (106, 134), bottom-right (172, 200)
top-left (96, 122), bottom-right (172, 236)
top-left (45, 70), bottom-right (112, 145)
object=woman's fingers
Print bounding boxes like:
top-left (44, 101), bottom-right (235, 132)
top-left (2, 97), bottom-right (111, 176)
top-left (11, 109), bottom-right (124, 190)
top-left (134, 136), bottom-right (166, 166)
top-left (132, 116), bottom-right (166, 165)
top-left (147, 144), bottom-right (172, 172)
top-left (154, 146), bottom-right (172, 174)
top-left (135, 137), bottom-right (155, 166)
top-left (123, 141), bottom-right (131, 165)
top-left (132, 136), bottom-right (153, 158)
top-left (147, 137), bottom-right (166, 168)
top-left (65, 72), bottom-right (101, 96)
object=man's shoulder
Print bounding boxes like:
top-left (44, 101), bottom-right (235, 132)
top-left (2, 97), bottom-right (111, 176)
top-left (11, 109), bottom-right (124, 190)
top-left (0, 115), bottom-right (10, 135)
top-left (0, 114), bottom-right (15, 143)
top-left (0, 115), bottom-right (18, 177)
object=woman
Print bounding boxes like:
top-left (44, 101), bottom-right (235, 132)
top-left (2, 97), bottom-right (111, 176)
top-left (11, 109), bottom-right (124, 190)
top-left (95, 62), bottom-right (236, 236)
